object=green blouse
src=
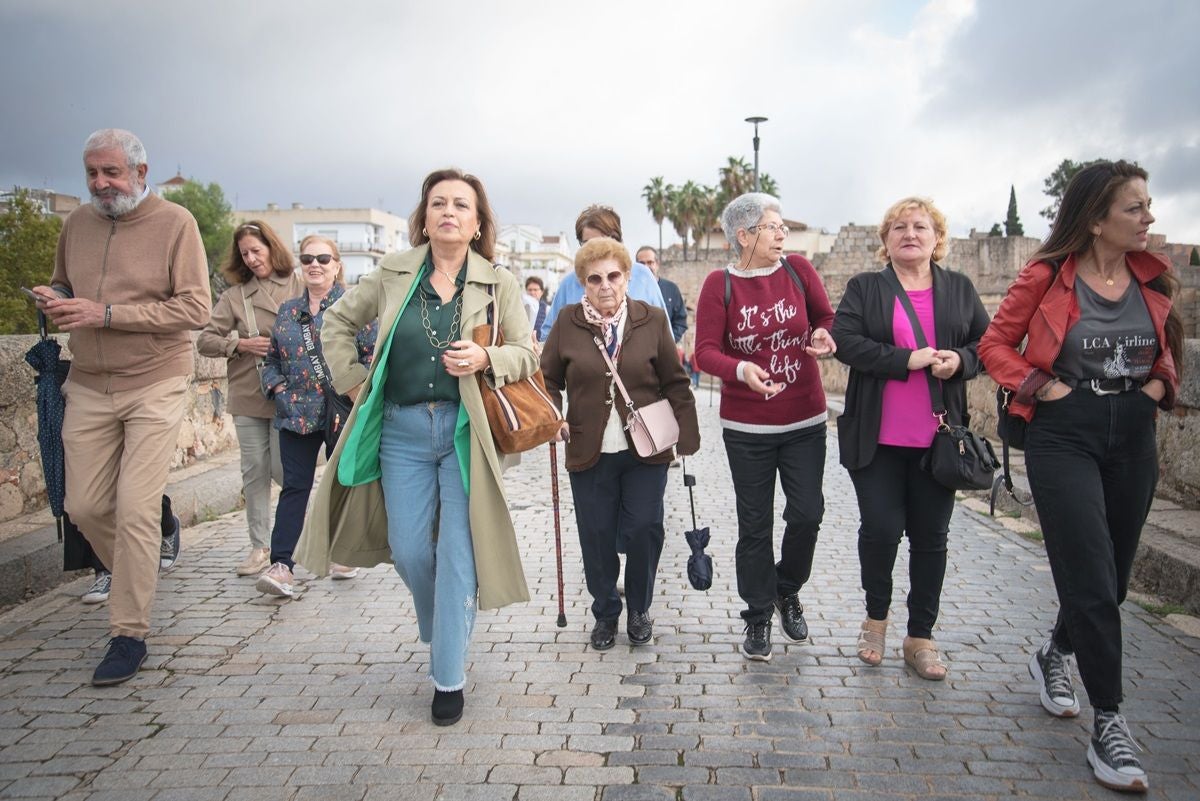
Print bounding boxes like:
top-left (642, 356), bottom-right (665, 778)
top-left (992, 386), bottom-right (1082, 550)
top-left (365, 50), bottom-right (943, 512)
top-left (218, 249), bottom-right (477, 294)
top-left (383, 258), bottom-right (466, 406)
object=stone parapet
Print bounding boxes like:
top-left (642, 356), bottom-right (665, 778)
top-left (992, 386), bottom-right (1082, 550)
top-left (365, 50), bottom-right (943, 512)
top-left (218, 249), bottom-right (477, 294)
top-left (0, 332), bottom-right (237, 523)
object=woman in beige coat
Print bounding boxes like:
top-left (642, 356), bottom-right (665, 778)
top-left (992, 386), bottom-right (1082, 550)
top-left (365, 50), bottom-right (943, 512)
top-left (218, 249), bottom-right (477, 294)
top-left (198, 221), bottom-right (303, 576)
top-left (296, 169), bottom-right (537, 727)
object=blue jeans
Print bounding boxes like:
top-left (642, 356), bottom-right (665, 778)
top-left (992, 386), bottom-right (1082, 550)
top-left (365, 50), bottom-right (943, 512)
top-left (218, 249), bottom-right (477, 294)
top-left (379, 401), bottom-right (477, 691)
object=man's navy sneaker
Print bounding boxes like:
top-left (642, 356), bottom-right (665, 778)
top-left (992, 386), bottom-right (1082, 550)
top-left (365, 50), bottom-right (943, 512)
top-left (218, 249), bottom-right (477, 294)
top-left (92, 636), bottom-right (147, 686)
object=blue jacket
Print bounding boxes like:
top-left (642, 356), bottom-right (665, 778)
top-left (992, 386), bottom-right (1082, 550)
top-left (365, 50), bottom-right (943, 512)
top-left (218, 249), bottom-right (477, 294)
top-left (262, 285), bottom-right (377, 434)
top-left (658, 276), bottom-right (688, 342)
top-left (540, 261), bottom-right (666, 340)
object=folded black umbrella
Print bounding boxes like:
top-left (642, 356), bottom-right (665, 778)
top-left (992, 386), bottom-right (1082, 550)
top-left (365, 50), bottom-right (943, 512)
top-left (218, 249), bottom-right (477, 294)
top-left (682, 459), bottom-right (712, 591)
top-left (23, 312), bottom-right (70, 518)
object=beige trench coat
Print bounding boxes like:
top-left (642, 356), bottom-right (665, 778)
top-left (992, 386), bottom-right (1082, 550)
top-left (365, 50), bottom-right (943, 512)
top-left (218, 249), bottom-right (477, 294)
top-left (294, 245), bottom-right (538, 609)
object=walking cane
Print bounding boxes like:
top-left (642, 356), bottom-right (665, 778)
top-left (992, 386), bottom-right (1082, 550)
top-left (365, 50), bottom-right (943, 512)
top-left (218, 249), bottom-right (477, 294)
top-left (549, 441), bottom-right (567, 627)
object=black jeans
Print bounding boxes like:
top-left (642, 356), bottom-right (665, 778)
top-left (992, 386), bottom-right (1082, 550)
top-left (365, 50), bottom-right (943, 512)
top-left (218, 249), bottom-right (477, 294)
top-left (270, 428), bottom-right (327, 569)
top-left (569, 450), bottom-right (669, 622)
top-left (723, 424), bottom-right (825, 624)
top-left (848, 445), bottom-right (955, 639)
top-left (1025, 389), bottom-right (1159, 709)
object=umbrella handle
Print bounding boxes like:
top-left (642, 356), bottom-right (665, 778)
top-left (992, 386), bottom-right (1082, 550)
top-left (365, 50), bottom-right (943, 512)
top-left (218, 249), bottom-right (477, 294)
top-left (38, 310), bottom-right (49, 341)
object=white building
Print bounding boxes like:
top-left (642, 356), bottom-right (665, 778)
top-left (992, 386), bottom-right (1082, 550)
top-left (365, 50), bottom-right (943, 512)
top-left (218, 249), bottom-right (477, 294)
top-left (497, 224), bottom-right (573, 294)
top-left (234, 204), bottom-right (409, 284)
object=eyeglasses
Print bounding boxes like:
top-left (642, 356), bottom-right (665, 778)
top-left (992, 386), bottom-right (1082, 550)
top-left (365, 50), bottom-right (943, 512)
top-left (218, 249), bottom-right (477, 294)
top-left (585, 271), bottom-right (624, 286)
top-left (299, 253), bottom-right (334, 265)
top-left (748, 223), bottom-right (789, 236)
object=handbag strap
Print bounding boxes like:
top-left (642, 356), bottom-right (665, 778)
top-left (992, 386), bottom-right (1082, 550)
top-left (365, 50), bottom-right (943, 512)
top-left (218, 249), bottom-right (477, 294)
top-left (881, 267), bottom-right (947, 423)
top-left (482, 267), bottom-right (502, 347)
top-left (298, 315), bottom-right (338, 397)
top-left (242, 284), bottom-right (265, 370)
top-left (592, 334), bottom-right (638, 412)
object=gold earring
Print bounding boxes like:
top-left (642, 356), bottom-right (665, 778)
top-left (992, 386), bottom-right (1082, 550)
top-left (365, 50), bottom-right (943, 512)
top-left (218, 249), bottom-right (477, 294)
top-left (474, 230), bottom-right (481, 241)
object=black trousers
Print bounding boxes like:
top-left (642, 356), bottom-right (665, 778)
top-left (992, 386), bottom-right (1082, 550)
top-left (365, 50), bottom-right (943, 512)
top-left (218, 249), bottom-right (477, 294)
top-left (569, 450), bottom-right (669, 622)
top-left (271, 428), bottom-right (327, 569)
top-left (1025, 389), bottom-right (1159, 710)
top-left (848, 445), bottom-right (955, 639)
top-left (723, 424), bottom-right (825, 624)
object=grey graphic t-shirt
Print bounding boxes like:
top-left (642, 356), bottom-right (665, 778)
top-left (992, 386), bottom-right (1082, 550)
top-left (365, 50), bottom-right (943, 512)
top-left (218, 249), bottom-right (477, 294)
top-left (1053, 279), bottom-right (1158, 385)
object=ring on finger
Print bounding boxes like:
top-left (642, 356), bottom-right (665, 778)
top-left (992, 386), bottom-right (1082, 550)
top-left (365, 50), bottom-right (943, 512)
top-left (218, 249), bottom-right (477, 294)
top-left (457, 360), bottom-right (469, 368)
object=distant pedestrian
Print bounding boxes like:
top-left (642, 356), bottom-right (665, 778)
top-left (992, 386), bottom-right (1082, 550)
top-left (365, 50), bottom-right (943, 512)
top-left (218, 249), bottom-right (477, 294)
top-left (636, 246), bottom-right (688, 343)
top-left (197, 220), bottom-right (304, 577)
top-left (296, 168), bottom-right (538, 728)
top-left (831, 196), bottom-right (990, 681)
top-left (541, 237), bottom-right (699, 650)
top-left (258, 235), bottom-right (375, 598)
top-left (980, 160), bottom-right (1182, 793)
top-left (34, 128), bottom-right (211, 686)
top-left (693, 192), bottom-right (837, 662)
top-left (524, 275), bottom-right (549, 341)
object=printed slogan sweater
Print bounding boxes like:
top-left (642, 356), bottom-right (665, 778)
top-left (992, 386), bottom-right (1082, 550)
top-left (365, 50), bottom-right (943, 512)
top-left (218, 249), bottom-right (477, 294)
top-left (694, 255), bottom-right (835, 433)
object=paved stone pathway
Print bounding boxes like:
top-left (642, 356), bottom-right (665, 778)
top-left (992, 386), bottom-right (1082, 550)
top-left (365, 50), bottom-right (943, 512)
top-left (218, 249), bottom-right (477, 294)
top-left (1, 386), bottom-right (1198, 800)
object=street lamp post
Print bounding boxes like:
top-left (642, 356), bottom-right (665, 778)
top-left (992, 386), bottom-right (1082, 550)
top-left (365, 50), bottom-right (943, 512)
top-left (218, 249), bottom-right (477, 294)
top-left (745, 116), bottom-right (768, 192)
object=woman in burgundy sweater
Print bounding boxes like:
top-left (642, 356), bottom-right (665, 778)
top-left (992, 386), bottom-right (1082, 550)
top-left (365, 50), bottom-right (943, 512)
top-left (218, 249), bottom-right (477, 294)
top-left (693, 193), bottom-right (837, 662)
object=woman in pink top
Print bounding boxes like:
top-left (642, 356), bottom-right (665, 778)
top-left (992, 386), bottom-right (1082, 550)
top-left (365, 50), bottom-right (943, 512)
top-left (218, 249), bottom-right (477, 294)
top-left (831, 197), bottom-right (989, 680)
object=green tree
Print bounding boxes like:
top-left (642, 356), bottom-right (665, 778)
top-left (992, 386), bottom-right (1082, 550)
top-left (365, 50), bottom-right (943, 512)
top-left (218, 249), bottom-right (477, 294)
top-left (988, 223), bottom-right (1003, 237)
top-left (717, 156), bottom-right (753, 208)
top-left (1041, 158), bottom-right (1103, 221)
top-left (641, 176), bottom-right (669, 256)
top-left (0, 190), bottom-right (63, 335)
top-left (163, 179), bottom-right (234, 297)
top-left (666, 185), bottom-right (689, 261)
top-left (1004, 185), bottom-right (1024, 237)
top-left (1190, 247), bottom-right (1199, 266)
top-left (758, 173), bottom-right (780, 198)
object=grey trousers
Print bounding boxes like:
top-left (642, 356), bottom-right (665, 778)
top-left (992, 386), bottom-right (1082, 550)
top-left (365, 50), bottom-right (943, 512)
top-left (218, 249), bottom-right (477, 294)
top-left (233, 415), bottom-right (282, 549)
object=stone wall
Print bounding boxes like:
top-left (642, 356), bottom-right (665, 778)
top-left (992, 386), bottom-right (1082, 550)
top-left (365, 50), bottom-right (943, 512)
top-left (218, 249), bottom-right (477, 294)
top-left (0, 333), bottom-right (237, 523)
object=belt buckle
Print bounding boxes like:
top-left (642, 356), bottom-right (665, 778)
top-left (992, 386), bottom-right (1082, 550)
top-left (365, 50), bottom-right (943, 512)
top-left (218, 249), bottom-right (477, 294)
top-left (1089, 378), bottom-right (1123, 396)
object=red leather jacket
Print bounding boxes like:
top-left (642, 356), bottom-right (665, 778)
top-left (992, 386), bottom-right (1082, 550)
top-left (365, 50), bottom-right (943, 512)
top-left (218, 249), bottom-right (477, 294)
top-left (979, 250), bottom-right (1178, 422)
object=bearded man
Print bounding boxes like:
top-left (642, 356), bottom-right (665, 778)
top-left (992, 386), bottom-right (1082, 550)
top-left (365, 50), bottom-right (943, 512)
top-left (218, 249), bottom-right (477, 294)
top-left (34, 128), bottom-right (210, 686)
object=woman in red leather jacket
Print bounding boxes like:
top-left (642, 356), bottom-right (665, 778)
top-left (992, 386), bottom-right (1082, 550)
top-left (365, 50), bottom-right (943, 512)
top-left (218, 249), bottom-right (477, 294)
top-left (979, 160), bottom-right (1182, 794)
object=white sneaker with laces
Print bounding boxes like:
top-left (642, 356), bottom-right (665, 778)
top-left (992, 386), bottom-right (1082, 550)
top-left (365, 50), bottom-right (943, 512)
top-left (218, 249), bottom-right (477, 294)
top-left (256, 562), bottom-right (295, 598)
top-left (1087, 711), bottom-right (1148, 792)
top-left (81, 571), bottom-right (112, 604)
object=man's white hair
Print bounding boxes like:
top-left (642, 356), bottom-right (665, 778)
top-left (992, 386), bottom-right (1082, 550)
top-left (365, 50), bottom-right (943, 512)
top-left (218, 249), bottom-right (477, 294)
top-left (83, 128), bottom-right (147, 169)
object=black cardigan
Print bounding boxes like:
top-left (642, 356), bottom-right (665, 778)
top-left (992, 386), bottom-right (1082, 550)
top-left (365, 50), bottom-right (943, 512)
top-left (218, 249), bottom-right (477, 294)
top-left (831, 263), bottom-right (990, 471)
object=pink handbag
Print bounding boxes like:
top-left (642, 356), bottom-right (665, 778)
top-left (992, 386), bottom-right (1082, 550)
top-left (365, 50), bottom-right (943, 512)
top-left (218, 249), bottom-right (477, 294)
top-left (593, 336), bottom-right (680, 458)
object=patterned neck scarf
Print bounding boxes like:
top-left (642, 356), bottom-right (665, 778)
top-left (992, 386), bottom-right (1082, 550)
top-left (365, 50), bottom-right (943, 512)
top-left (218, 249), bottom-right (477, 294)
top-left (581, 298), bottom-right (627, 356)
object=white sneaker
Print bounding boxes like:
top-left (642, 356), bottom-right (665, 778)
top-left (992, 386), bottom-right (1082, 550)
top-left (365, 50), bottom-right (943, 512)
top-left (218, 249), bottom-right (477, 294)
top-left (256, 562), bottom-right (295, 598)
top-left (329, 562), bottom-right (359, 580)
top-left (81, 571), bottom-right (111, 604)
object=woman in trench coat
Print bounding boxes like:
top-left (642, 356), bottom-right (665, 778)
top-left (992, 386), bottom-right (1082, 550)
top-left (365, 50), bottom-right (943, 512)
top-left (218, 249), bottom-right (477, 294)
top-left (295, 168), bottom-right (538, 728)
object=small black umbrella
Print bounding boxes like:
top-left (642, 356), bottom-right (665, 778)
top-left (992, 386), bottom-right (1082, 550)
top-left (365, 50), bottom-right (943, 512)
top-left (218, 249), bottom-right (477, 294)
top-left (23, 311), bottom-right (70, 519)
top-left (682, 458), bottom-right (712, 591)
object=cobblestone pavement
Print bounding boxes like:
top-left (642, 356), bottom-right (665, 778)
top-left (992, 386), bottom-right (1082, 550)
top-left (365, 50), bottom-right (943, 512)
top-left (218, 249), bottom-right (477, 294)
top-left (2, 386), bottom-right (1198, 801)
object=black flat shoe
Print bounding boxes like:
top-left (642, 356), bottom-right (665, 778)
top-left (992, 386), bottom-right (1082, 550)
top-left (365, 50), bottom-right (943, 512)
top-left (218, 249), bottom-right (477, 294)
top-left (627, 611), bottom-right (653, 645)
top-left (431, 689), bottom-right (463, 726)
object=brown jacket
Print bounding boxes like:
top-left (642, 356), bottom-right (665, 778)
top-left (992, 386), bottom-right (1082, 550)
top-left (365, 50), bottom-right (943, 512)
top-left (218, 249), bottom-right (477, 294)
top-left (540, 300), bottom-right (700, 472)
top-left (197, 271), bottom-right (305, 418)
top-left (52, 192), bottom-right (211, 392)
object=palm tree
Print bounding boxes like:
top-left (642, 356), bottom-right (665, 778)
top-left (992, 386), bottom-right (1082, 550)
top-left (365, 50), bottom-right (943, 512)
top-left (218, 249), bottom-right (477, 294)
top-left (666, 185), bottom-right (689, 261)
top-left (641, 177), bottom-right (668, 255)
top-left (717, 156), bottom-right (753, 208)
top-left (758, 173), bottom-right (780, 198)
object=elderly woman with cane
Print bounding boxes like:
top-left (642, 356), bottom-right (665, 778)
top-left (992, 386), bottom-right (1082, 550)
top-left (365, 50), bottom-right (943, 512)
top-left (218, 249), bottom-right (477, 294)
top-left (541, 237), bottom-right (699, 651)
top-left (296, 168), bottom-right (538, 727)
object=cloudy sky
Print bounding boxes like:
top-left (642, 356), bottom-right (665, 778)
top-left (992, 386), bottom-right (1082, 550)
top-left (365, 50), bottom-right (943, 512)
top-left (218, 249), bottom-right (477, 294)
top-left (3, 0), bottom-right (1197, 254)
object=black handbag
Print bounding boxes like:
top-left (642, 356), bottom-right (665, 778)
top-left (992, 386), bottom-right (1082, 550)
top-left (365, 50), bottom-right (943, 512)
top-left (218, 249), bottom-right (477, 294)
top-left (885, 270), bottom-right (999, 492)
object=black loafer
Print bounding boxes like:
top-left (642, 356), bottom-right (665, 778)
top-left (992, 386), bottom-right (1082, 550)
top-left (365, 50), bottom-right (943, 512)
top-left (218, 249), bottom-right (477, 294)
top-left (431, 689), bottom-right (464, 726)
top-left (627, 611), bottom-right (653, 645)
top-left (590, 618), bottom-right (617, 650)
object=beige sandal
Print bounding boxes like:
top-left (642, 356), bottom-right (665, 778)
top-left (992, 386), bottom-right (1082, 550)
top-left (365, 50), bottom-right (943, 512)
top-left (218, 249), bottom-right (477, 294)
top-left (856, 617), bottom-right (888, 666)
top-left (903, 636), bottom-right (947, 681)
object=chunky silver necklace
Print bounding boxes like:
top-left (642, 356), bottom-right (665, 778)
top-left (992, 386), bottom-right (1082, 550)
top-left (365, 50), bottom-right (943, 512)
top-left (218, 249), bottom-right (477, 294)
top-left (419, 286), bottom-right (462, 348)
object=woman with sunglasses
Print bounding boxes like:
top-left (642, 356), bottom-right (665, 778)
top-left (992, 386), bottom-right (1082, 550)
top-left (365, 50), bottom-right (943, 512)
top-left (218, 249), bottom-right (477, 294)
top-left (198, 221), bottom-right (303, 577)
top-left (693, 192), bottom-right (837, 662)
top-left (540, 237), bottom-right (699, 651)
top-left (257, 235), bottom-right (376, 598)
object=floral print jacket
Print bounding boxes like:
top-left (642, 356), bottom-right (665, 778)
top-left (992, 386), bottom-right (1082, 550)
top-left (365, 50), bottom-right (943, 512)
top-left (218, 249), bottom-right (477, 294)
top-left (262, 285), bottom-right (377, 434)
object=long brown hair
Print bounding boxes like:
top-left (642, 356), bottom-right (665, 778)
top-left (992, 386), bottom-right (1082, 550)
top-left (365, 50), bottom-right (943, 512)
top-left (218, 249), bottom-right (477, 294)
top-left (221, 220), bottom-right (295, 285)
top-left (1032, 160), bottom-right (1183, 372)
top-left (407, 168), bottom-right (496, 262)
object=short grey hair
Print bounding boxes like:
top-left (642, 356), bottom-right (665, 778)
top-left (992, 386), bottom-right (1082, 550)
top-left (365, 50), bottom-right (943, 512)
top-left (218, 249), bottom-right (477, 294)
top-left (721, 192), bottom-right (782, 256)
top-left (83, 128), bottom-right (147, 169)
